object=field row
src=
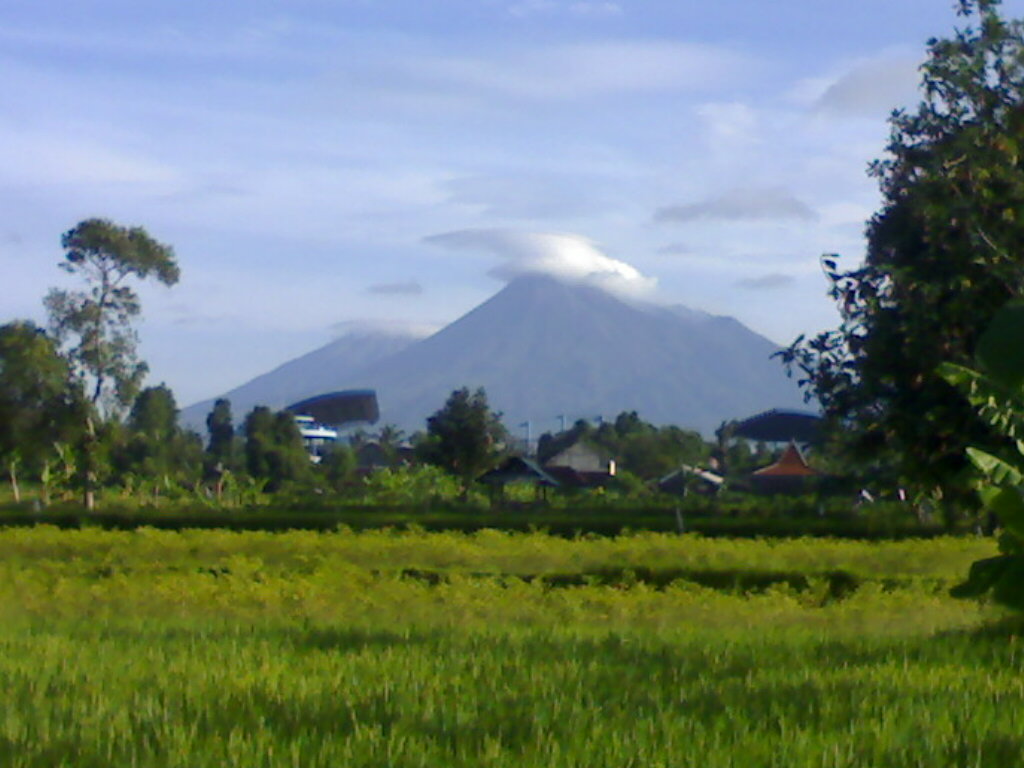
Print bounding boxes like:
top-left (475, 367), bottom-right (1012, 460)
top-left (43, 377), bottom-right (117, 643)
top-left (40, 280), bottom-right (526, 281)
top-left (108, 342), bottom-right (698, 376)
top-left (0, 526), bottom-right (996, 580)
top-left (0, 528), bottom-right (1018, 767)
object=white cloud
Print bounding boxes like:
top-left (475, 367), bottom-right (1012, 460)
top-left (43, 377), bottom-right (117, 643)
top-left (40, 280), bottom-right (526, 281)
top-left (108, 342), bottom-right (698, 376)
top-left (424, 228), bottom-right (656, 298)
top-left (415, 40), bottom-right (749, 100)
top-left (330, 318), bottom-right (439, 339)
top-left (0, 124), bottom-right (181, 189)
top-left (814, 54), bottom-right (921, 117)
top-left (655, 187), bottom-right (818, 223)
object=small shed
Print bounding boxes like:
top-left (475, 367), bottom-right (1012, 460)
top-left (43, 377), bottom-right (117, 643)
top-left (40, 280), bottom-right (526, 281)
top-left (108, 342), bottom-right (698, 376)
top-left (477, 456), bottom-right (562, 501)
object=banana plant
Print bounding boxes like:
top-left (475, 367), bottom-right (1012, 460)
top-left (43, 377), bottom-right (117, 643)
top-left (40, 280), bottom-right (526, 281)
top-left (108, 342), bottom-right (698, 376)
top-left (938, 302), bottom-right (1024, 610)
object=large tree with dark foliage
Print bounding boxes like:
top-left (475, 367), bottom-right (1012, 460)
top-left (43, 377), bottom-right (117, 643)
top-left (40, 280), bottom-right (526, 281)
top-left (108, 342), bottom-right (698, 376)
top-left (243, 407), bottom-right (311, 492)
top-left (206, 398), bottom-right (238, 467)
top-left (0, 321), bottom-right (79, 501)
top-left (779, 0), bottom-right (1024, 521)
top-left (117, 385), bottom-right (203, 490)
top-left (419, 387), bottom-right (507, 497)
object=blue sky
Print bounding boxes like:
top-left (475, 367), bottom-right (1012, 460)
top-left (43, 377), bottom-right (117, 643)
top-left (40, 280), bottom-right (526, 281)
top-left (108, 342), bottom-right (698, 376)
top-left (4, 0), bottom-right (1022, 406)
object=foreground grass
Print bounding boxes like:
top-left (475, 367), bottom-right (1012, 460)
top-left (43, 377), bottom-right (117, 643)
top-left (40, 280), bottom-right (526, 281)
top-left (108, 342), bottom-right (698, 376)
top-left (0, 527), bottom-right (1019, 767)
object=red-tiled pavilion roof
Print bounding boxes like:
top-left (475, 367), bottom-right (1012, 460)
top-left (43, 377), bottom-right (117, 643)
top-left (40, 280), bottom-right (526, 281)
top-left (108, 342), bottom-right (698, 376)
top-left (752, 443), bottom-right (818, 477)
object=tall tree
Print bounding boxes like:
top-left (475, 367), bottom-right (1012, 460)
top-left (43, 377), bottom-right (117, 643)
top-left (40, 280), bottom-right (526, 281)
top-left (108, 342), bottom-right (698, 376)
top-left (779, 0), bottom-right (1024, 520)
top-left (0, 322), bottom-right (78, 501)
top-left (117, 385), bottom-right (202, 490)
top-left (243, 407), bottom-right (311, 492)
top-left (45, 218), bottom-right (179, 412)
top-left (419, 387), bottom-right (506, 498)
top-left (128, 385), bottom-right (178, 441)
top-left (206, 398), bottom-right (237, 467)
top-left (243, 406), bottom-right (276, 482)
top-left (44, 219), bottom-right (179, 508)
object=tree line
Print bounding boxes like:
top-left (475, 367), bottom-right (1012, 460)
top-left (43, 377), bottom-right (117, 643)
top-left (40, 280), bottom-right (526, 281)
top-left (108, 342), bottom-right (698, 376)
top-left (0, 221), bottom-right (728, 507)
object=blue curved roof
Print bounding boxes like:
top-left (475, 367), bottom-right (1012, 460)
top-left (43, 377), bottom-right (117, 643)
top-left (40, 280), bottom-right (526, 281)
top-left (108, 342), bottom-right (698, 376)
top-left (286, 390), bottom-right (379, 426)
top-left (732, 408), bottom-right (823, 443)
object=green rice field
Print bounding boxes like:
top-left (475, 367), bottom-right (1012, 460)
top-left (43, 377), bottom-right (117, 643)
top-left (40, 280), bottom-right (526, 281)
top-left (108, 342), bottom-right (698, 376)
top-left (0, 526), bottom-right (1020, 767)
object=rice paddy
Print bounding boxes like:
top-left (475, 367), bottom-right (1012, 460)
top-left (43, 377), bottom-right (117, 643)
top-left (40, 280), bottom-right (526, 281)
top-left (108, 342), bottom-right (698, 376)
top-left (0, 527), bottom-right (1019, 767)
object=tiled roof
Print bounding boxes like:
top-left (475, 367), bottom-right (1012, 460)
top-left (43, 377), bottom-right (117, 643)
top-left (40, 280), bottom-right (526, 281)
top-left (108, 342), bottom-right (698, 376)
top-left (752, 442), bottom-right (818, 477)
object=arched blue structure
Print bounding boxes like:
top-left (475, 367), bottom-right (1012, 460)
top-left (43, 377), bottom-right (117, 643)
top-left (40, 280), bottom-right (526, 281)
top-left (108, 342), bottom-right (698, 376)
top-left (285, 390), bottom-right (379, 427)
top-left (731, 408), bottom-right (823, 444)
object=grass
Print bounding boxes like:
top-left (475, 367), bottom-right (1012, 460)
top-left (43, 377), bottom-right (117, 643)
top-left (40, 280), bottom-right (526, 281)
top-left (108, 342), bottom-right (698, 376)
top-left (0, 527), bottom-right (1019, 766)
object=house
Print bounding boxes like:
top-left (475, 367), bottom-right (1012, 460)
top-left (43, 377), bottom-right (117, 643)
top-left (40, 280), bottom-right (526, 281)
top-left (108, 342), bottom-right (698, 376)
top-left (292, 415), bottom-right (339, 464)
top-left (545, 441), bottom-right (614, 474)
top-left (476, 445), bottom-right (618, 499)
top-left (543, 439), bottom-right (616, 489)
top-left (748, 442), bottom-right (820, 495)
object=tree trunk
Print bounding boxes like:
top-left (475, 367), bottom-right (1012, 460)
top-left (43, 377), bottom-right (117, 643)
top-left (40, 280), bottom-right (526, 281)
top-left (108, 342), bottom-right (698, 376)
top-left (83, 415), bottom-right (97, 511)
top-left (8, 458), bottom-right (20, 503)
top-left (40, 459), bottom-right (51, 507)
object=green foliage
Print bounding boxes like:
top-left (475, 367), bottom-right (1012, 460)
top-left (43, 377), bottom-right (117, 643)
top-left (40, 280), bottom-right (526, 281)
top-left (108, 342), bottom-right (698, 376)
top-left (318, 443), bottom-right (357, 492)
top-left (112, 385), bottom-right (204, 494)
top-left (0, 322), bottom-right (80, 500)
top-left (44, 219), bottom-right (179, 411)
top-left (128, 384), bottom-right (178, 439)
top-left (419, 387), bottom-right (507, 495)
top-left (205, 398), bottom-right (236, 460)
top-left (536, 417), bottom-right (595, 464)
top-left (359, 464), bottom-right (461, 505)
top-left (39, 218), bottom-right (180, 510)
top-left (538, 412), bottom-right (710, 479)
top-left (375, 423), bottom-right (406, 465)
top-left (940, 301), bottom-right (1024, 609)
top-left (779, 1), bottom-right (1024, 515)
top-left (244, 407), bottom-right (312, 493)
top-left (713, 421), bottom-right (781, 479)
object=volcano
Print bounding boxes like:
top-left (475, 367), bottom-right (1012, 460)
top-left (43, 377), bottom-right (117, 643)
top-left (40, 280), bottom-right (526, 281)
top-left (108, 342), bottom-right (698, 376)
top-left (183, 274), bottom-right (808, 434)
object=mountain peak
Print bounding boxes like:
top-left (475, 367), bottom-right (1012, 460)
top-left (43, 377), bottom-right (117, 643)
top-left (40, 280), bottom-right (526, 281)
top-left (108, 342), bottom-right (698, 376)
top-left (184, 274), bottom-right (807, 434)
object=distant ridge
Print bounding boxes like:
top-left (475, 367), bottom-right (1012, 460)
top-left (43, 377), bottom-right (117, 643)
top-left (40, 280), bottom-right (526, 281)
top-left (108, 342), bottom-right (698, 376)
top-left (183, 274), bottom-right (809, 434)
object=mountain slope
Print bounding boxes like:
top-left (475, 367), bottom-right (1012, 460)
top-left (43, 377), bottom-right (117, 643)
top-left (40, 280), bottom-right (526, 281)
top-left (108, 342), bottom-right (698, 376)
top-left (335, 275), bottom-right (806, 434)
top-left (183, 274), bottom-right (809, 435)
top-left (181, 330), bottom-right (420, 429)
